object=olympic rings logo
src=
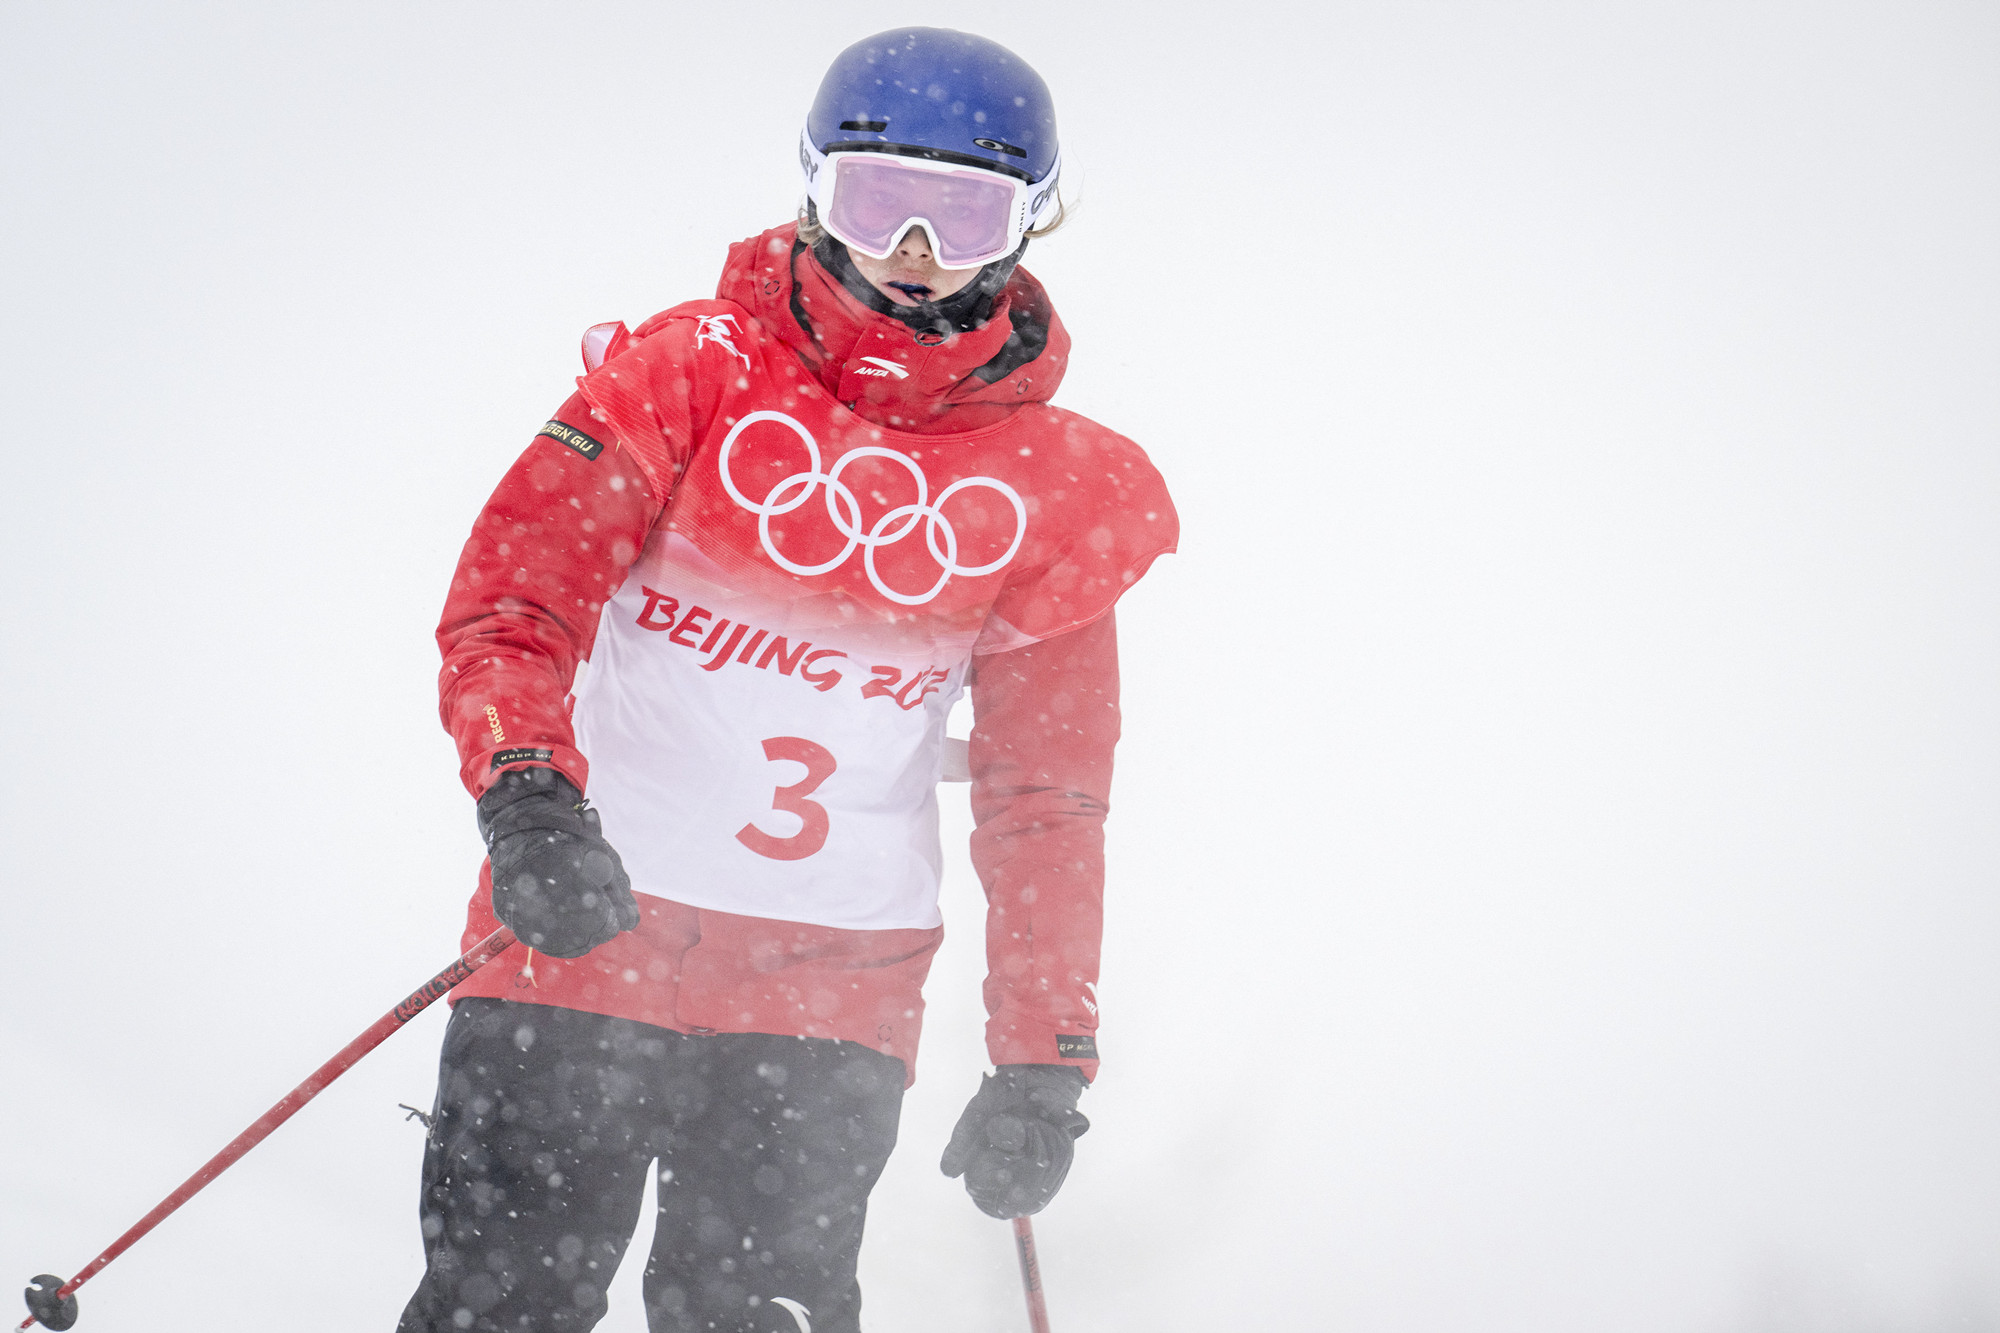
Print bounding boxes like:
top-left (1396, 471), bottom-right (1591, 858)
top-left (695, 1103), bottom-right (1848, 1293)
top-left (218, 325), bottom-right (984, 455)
top-left (717, 411), bottom-right (1027, 607)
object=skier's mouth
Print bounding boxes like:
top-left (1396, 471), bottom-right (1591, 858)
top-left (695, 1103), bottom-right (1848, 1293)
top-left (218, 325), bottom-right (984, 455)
top-left (884, 281), bottom-right (933, 303)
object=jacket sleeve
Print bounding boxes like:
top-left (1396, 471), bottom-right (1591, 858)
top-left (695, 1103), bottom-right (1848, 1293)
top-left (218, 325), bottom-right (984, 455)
top-left (968, 610), bottom-right (1120, 1082)
top-left (437, 392), bottom-right (660, 797)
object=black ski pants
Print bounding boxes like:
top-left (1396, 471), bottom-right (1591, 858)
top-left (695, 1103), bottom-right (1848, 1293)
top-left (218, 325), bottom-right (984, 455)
top-left (397, 998), bottom-right (905, 1333)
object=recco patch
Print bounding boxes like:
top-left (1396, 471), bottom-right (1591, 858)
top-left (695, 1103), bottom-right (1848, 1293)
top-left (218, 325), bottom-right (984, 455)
top-left (490, 747), bottom-right (555, 770)
top-left (1055, 1034), bottom-right (1098, 1060)
top-left (536, 419), bottom-right (605, 461)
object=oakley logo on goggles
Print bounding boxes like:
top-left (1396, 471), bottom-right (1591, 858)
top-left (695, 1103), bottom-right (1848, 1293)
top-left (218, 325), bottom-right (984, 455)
top-left (803, 137), bottom-right (1061, 271)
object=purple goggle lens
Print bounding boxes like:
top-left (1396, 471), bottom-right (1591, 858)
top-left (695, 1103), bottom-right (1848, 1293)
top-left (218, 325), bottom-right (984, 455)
top-left (824, 155), bottom-right (1021, 270)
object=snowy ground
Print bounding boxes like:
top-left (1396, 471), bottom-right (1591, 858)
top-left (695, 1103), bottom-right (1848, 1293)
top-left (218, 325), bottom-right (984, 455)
top-left (4, 3), bottom-right (1998, 1330)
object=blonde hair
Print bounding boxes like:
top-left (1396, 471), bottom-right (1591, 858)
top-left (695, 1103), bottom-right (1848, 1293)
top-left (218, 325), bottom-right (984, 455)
top-left (1027, 184), bottom-right (1073, 240)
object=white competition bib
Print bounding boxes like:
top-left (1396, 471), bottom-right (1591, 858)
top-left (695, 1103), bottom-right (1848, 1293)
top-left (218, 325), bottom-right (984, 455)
top-left (573, 531), bottom-right (972, 930)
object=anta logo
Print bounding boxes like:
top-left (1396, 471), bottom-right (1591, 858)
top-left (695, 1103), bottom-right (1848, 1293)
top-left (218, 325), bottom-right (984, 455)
top-left (853, 356), bottom-right (909, 380)
top-left (771, 1298), bottom-right (812, 1333)
top-left (695, 313), bottom-right (752, 370)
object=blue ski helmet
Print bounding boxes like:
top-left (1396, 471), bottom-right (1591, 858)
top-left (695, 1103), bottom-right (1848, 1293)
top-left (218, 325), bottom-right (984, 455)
top-left (804, 28), bottom-right (1059, 186)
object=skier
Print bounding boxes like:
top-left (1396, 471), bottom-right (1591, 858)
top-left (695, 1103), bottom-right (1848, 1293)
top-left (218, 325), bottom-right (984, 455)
top-left (400, 27), bottom-right (1177, 1333)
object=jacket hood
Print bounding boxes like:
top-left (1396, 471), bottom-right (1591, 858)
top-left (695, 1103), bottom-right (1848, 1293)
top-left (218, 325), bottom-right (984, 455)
top-left (714, 223), bottom-right (1070, 435)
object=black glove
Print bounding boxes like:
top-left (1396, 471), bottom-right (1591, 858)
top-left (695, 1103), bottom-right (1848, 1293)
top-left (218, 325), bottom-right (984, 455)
top-left (476, 766), bottom-right (638, 959)
top-left (940, 1064), bottom-right (1090, 1218)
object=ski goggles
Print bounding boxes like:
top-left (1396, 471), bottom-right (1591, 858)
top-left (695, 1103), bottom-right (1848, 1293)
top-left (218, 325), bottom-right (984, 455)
top-left (801, 137), bottom-right (1061, 270)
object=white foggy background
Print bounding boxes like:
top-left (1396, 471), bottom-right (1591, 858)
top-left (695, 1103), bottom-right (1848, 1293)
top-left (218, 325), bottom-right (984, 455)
top-left (3, 2), bottom-right (1996, 1330)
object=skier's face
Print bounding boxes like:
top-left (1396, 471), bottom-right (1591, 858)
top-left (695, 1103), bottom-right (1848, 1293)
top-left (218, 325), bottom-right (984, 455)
top-left (844, 226), bottom-right (981, 307)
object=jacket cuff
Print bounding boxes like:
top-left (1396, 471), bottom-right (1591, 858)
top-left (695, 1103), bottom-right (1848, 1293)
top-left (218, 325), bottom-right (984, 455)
top-left (462, 742), bottom-right (591, 799)
top-left (986, 1008), bottom-right (1099, 1084)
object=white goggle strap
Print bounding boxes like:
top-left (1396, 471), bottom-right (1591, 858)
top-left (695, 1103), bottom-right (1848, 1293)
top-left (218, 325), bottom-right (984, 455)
top-left (800, 131), bottom-right (831, 209)
top-left (1024, 152), bottom-right (1062, 232)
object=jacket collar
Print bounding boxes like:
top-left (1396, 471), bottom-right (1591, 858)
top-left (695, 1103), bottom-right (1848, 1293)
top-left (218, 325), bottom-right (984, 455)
top-left (715, 223), bottom-right (1069, 435)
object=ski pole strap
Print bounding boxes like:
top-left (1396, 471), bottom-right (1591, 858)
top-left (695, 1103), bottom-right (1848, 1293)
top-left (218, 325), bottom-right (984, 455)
top-left (18, 926), bottom-right (518, 1330)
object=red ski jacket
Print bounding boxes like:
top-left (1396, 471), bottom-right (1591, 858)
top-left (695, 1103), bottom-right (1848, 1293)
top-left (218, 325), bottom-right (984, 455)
top-left (437, 224), bottom-right (1175, 1082)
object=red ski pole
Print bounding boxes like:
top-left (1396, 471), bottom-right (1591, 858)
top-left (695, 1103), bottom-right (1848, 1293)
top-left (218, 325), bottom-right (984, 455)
top-left (19, 926), bottom-right (518, 1330)
top-left (1012, 1215), bottom-right (1053, 1333)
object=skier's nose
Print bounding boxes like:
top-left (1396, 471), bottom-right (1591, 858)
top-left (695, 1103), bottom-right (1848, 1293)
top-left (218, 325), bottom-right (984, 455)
top-left (892, 225), bottom-right (937, 262)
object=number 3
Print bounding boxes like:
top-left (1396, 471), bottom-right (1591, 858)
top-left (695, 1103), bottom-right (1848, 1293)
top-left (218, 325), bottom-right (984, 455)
top-left (736, 736), bottom-right (837, 861)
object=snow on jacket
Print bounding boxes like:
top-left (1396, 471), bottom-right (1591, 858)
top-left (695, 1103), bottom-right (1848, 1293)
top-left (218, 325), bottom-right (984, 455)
top-left (437, 223), bottom-right (1176, 1081)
